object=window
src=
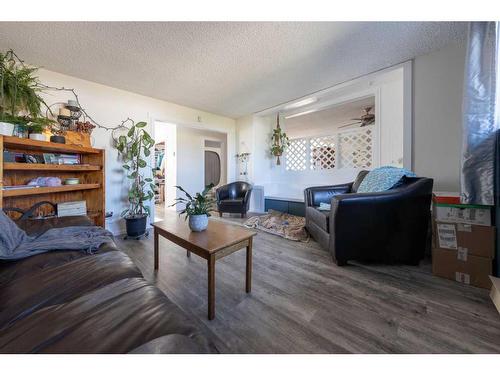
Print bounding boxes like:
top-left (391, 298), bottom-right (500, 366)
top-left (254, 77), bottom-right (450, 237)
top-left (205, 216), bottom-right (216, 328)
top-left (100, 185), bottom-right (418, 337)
top-left (285, 127), bottom-right (373, 171)
top-left (285, 138), bottom-right (307, 171)
top-left (337, 128), bottom-right (373, 169)
top-left (310, 136), bottom-right (336, 170)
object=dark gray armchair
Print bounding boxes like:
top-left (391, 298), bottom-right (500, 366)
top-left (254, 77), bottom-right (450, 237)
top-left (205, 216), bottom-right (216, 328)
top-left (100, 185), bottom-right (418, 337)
top-left (216, 181), bottom-right (252, 218)
top-left (304, 171), bottom-right (433, 266)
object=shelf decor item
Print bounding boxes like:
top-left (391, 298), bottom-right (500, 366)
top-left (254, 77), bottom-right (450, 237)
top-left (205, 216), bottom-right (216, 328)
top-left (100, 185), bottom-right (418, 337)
top-left (170, 183), bottom-right (214, 232)
top-left (270, 113), bottom-right (290, 165)
top-left (115, 121), bottom-right (155, 239)
top-left (63, 178), bottom-right (80, 185)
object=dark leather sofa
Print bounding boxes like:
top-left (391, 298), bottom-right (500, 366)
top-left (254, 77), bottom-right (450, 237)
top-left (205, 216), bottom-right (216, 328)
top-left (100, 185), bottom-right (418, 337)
top-left (216, 181), bottom-right (252, 218)
top-left (304, 171), bottom-right (433, 266)
top-left (0, 216), bottom-right (217, 354)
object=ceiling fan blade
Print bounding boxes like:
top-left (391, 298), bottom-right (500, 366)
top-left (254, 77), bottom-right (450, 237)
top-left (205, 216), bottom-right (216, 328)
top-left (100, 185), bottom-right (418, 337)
top-left (339, 122), bottom-right (361, 129)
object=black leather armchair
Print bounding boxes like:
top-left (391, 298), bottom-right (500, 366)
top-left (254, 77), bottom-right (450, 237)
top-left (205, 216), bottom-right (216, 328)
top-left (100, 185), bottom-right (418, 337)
top-left (304, 171), bottom-right (433, 266)
top-left (216, 181), bottom-right (252, 218)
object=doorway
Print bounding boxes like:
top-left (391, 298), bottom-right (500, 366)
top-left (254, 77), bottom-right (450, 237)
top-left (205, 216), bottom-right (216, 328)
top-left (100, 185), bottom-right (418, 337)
top-left (205, 150), bottom-right (221, 186)
top-left (153, 121), bottom-right (177, 221)
top-left (204, 139), bottom-right (225, 188)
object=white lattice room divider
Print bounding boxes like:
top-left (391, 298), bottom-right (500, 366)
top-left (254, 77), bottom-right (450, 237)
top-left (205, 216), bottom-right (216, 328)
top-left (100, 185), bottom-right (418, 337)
top-left (285, 138), bottom-right (307, 171)
top-left (337, 127), bottom-right (373, 169)
top-left (310, 136), bottom-right (336, 170)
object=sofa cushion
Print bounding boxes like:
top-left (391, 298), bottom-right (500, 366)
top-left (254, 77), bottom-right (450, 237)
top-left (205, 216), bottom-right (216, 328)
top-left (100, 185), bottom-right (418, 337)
top-left (219, 198), bottom-right (244, 206)
top-left (0, 278), bottom-right (217, 353)
top-left (357, 166), bottom-right (416, 193)
top-left (306, 206), bottom-right (330, 232)
top-left (0, 248), bottom-right (142, 330)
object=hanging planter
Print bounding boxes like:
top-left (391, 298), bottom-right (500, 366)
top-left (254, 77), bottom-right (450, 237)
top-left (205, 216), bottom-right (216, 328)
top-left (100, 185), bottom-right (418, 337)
top-left (270, 113), bottom-right (290, 165)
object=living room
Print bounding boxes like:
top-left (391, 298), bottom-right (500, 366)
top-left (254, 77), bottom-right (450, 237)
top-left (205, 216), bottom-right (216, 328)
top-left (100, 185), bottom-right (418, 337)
top-left (1, 2), bottom-right (500, 374)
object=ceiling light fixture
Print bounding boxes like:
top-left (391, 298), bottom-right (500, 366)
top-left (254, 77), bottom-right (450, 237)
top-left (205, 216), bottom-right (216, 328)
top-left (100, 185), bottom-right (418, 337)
top-left (283, 97), bottom-right (317, 110)
top-left (284, 109), bottom-right (316, 119)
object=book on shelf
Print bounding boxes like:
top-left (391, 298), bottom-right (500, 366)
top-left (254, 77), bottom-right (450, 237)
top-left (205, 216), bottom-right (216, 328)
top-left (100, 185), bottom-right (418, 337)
top-left (58, 154), bottom-right (81, 165)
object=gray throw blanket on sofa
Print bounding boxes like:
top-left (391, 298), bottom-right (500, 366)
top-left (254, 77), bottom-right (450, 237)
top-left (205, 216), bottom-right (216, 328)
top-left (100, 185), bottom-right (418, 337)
top-left (0, 210), bottom-right (114, 260)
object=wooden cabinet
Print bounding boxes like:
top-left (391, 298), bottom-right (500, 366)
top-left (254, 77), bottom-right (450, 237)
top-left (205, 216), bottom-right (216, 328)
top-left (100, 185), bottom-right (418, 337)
top-left (0, 136), bottom-right (105, 226)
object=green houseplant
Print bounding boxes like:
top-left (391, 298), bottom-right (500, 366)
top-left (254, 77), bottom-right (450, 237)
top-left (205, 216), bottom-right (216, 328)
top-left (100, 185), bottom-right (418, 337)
top-left (0, 50), bottom-right (52, 137)
top-left (115, 121), bottom-right (155, 238)
top-left (270, 113), bottom-right (289, 165)
top-left (170, 183), bottom-right (214, 231)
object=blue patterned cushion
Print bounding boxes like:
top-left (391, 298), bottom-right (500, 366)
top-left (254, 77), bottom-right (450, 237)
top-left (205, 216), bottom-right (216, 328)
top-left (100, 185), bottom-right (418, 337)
top-left (356, 166), bottom-right (416, 193)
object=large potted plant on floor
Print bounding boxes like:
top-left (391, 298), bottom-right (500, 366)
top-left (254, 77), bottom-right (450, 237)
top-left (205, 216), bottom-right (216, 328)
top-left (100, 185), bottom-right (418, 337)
top-left (171, 183), bottom-right (214, 232)
top-left (116, 121), bottom-right (155, 238)
top-left (0, 50), bottom-right (52, 137)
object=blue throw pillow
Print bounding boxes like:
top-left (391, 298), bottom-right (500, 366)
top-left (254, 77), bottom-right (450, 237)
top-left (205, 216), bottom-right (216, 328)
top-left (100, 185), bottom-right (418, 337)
top-left (356, 166), bottom-right (416, 193)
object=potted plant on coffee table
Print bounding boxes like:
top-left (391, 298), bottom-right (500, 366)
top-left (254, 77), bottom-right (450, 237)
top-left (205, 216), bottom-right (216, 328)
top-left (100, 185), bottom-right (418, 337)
top-left (0, 50), bottom-right (52, 137)
top-left (171, 183), bottom-right (215, 232)
top-left (115, 121), bottom-right (155, 238)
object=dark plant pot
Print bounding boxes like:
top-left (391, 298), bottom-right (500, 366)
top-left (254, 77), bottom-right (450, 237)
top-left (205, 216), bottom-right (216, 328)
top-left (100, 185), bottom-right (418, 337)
top-left (125, 215), bottom-right (147, 237)
top-left (50, 135), bottom-right (66, 144)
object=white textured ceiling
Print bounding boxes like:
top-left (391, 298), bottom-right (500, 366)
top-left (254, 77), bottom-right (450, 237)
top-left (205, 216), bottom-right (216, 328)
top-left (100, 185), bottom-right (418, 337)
top-left (0, 22), bottom-right (467, 118)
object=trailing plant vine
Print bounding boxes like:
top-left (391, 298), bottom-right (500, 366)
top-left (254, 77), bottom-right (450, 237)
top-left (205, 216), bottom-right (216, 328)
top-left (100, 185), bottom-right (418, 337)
top-left (0, 50), bottom-right (54, 131)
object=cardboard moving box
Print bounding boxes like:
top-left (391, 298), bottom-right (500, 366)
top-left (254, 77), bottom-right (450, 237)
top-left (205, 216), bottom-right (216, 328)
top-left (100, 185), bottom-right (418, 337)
top-left (434, 221), bottom-right (495, 259)
top-left (432, 247), bottom-right (492, 289)
top-left (433, 203), bottom-right (492, 226)
top-left (490, 276), bottom-right (500, 315)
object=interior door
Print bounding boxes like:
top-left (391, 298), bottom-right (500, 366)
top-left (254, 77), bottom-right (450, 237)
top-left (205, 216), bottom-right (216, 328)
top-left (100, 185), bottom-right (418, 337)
top-left (205, 150), bottom-right (221, 187)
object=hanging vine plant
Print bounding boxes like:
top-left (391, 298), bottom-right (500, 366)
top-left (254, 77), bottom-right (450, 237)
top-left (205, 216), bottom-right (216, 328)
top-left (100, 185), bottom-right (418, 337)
top-left (270, 113), bottom-right (289, 165)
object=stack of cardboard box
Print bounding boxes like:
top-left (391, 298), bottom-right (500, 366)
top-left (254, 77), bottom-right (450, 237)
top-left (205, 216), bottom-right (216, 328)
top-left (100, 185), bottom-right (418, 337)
top-left (432, 192), bottom-right (495, 289)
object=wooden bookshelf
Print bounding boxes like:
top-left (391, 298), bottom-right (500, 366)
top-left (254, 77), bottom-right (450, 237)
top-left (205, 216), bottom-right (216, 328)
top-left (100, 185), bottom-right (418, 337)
top-left (2, 183), bottom-right (100, 197)
top-left (3, 163), bottom-right (101, 171)
top-left (2, 135), bottom-right (99, 154)
top-left (0, 135), bottom-right (105, 226)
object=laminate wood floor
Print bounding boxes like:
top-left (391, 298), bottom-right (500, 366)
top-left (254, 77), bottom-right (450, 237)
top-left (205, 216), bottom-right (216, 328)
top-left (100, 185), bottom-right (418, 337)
top-left (116, 215), bottom-right (500, 354)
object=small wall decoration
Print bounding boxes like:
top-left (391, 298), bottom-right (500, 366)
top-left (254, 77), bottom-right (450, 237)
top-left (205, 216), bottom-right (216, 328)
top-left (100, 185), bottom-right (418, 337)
top-left (236, 152), bottom-right (251, 179)
top-left (270, 113), bottom-right (290, 165)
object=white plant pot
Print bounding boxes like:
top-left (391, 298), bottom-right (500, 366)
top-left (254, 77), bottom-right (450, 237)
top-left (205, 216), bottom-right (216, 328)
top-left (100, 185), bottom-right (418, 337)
top-left (29, 133), bottom-right (47, 141)
top-left (188, 214), bottom-right (209, 232)
top-left (0, 122), bottom-right (15, 136)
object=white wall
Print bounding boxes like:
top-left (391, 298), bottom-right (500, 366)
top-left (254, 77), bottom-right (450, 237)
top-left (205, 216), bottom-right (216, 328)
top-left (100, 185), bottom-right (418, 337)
top-left (379, 76), bottom-right (404, 166)
top-left (175, 126), bottom-right (227, 207)
top-left (235, 115), bottom-right (254, 181)
top-left (413, 42), bottom-right (466, 191)
top-left (37, 69), bottom-right (236, 234)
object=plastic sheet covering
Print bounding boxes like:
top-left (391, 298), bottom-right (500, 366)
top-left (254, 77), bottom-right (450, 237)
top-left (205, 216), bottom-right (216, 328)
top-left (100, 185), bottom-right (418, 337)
top-left (461, 22), bottom-right (500, 205)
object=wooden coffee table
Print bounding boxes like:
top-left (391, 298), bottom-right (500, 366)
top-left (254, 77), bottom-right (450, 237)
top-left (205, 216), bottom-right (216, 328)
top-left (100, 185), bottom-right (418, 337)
top-left (152, 215), bottom-right (256, 320)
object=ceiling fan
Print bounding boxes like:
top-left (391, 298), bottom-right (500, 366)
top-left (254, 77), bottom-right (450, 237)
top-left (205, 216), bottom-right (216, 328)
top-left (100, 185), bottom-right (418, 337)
top-left (338, 106), bottom-right (375, 129)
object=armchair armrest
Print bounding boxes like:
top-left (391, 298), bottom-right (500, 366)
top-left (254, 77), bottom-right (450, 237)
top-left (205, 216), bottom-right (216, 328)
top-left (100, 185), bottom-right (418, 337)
top-left (304, 183), bottom-right (353, 207)
top-left (243, 189), bottom-right (252, 209)
top-left (243, 189), bottom-right (252, 203)
top-left (329, 178), bottom-right (433, 263)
